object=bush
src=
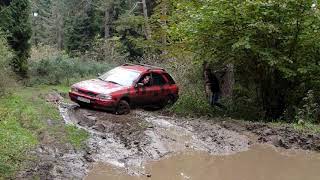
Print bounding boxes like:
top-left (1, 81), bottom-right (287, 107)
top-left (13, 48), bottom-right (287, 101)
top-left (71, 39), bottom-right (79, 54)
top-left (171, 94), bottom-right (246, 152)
top-left (295, 90), bottom-right (320, 124)
top-left (28, 54), bottom-right (116, 86)
top-left (0, 33), bottom-right (15, 95)
top-left (143, 57), bottom-right (222, 117)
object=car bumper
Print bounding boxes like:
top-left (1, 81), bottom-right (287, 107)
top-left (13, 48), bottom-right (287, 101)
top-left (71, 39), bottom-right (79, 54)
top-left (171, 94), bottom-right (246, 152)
top-left (69, 91), bottom-right (117, 111)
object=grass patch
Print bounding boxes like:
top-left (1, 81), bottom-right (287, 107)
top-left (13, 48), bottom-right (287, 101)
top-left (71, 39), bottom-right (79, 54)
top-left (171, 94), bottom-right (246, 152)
top-left (293, 122), bottom-right (320, 134)
top-left (270, 121), bottom-right (320, 134)
top-left (171, 93), bottom-right (214, 116)
top-left (0, 117), bottom-right (37, 178)
top-left (0, 97), bottom-right (39, 178)
top-left (65, 125), bottom-right (89, 150)
top-left (0, 85), bottom-right (89, 178)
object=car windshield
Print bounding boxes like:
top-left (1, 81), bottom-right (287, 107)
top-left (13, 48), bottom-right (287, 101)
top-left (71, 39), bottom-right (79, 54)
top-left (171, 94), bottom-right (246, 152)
top-left (98, 67), bottom-right (141, 86)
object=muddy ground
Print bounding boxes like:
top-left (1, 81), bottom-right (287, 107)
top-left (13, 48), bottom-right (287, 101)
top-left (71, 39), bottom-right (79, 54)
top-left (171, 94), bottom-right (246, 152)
top-left (18, 92), bottom-right (320, 179)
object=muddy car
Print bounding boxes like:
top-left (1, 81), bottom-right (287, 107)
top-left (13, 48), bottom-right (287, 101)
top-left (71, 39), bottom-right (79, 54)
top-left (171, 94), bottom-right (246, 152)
top-left (69, 63), bottom-right (179, 115)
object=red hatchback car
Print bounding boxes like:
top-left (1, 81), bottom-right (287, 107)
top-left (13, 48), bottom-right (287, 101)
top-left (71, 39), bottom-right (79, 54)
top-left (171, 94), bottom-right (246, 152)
top-left (69, 64), bottom-right (179, 114)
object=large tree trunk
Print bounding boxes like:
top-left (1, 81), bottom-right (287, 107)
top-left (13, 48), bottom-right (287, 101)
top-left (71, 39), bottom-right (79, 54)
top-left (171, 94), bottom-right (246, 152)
top-left (260, 69), bottom-right (286, 120)
top-left (220, 64), bottom-right (234, 98)
top-left (142, 0), bottom-right (151, 40)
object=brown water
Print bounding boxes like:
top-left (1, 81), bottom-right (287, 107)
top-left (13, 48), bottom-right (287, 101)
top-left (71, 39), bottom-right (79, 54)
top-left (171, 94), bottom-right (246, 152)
top-left (85, 145), bottom-right (320, 180)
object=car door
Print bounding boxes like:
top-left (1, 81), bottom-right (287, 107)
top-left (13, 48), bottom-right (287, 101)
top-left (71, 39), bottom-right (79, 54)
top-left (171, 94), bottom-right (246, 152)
top-left (149, 72), bottom-right (167, 104)
top-left (133, 73), bottom-right (154, 105)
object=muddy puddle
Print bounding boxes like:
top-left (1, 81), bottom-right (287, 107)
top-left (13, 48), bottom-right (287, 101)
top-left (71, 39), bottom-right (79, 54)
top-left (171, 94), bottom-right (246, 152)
top-left (86, 145), bottom-right (320, 180)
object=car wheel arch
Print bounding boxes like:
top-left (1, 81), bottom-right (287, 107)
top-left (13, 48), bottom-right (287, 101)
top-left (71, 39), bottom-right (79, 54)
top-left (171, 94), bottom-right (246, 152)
top-left (120, 96), bottom-right (130, 105)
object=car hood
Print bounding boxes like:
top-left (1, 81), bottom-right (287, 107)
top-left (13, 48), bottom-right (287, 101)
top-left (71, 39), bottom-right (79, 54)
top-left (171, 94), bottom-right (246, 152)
top-left (73, 79), bottom-right (126, 94)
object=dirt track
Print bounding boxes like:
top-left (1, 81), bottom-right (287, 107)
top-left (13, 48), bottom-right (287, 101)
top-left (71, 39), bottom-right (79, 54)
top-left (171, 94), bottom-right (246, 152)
top-left (18, 93), bottom-right (320, 179)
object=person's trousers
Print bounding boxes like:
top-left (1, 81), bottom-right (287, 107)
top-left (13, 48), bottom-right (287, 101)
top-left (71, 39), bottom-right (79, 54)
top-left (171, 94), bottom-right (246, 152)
top-left (209, 91), bottom-right (220, 106)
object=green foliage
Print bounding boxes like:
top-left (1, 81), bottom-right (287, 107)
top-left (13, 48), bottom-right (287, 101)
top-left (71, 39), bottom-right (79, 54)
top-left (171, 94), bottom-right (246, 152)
top-left (158, 59), bottom-right (221, 117)
top-left (171, 90), bottom-right (216, 116)
top-left (0, 95), bottom-right (40, 178)
top-left (65, 5), bottom-right (100, 55)
top-left (0, 0), bottom-right (32, 76)
top-left (30, 0), bottom-right (67, 48)
top-left (115, 14), bottom-right (147, 59)
top-left (28, 54), bottom-right (115, 85)
top-left (0, 34), bottom-right (11, 67)
top-left (65, 125), bottom-right (89, 150)
top-left (84, 36), bottom-right (127, 63)
top-left (0, 33), bottom-right (15, 95)
top-left (169, 0), bottom-right (320, 120)
top-left (295, 90), bottom-right (319, 124)
top-left (0, 110), bottom-right (37, 178)
top-left (0, 85), bottom-right (92, 178)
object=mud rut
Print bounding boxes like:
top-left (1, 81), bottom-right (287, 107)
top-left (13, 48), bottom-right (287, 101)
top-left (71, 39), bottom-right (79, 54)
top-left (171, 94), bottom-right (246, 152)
top-left (57, 102), bottom-right (249, 179)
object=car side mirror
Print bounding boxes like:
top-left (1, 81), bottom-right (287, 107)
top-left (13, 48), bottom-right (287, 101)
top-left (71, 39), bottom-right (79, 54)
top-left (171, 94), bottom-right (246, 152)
top-left (135, 83), bottom-right (144, 88)
top-left (97, 73), bottom-right (101, 77)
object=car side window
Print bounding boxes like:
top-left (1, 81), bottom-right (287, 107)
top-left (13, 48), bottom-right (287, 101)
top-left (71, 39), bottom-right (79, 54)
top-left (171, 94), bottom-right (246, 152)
top-left (152, 73), bottom-right (166, 86)
top-left (163, 73), bottom-right (176, 85)
top-left (138, 73), bottom-right (152, 87)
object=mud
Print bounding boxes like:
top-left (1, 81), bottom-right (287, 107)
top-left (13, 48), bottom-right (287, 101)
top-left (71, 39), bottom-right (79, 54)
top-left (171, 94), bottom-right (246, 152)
top-left (59, 105), bottom-right (249, 177)
top-left (219, 121), bottom-right (320, 151)
top-left (18, 91), bottom-right (320, 179)
top-left (86, 145), bottom-right (320, 180)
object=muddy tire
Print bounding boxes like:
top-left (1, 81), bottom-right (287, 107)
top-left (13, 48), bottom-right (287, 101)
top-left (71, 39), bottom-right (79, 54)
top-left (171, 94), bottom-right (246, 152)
top-left (116, 100), bottom-right (130, 115)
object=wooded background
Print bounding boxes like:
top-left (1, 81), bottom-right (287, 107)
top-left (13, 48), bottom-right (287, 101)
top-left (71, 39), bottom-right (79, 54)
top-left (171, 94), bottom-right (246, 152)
top-left (0, 0), bottom-right (319, 122)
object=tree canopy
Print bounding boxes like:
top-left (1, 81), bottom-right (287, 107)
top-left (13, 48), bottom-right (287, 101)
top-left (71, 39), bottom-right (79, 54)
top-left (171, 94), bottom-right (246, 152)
top-left (168, 0), bottom-right (320, 119)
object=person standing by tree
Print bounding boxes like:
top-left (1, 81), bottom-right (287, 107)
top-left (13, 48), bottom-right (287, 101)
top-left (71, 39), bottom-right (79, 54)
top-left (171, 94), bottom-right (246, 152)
top-left (203, 61), bottom-right (222, 107)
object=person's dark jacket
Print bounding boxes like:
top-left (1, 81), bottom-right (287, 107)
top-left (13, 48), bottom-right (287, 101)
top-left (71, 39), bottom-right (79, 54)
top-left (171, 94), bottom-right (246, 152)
top-left (204, 69), bottom-right (220, 93)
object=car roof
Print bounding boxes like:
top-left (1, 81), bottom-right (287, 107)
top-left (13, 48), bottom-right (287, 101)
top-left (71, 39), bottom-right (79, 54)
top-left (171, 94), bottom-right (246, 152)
top-left (121, 63), bottom-right (166, 73)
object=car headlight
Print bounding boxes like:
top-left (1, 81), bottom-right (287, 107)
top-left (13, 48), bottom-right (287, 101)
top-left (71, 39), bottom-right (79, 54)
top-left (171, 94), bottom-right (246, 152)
top-left (71, 87), bottom-right (79, 93)
top-left (97, 94), bottom-right (112, 100)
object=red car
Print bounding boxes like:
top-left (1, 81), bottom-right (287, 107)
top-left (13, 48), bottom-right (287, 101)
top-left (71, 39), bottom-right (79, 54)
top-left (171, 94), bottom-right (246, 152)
top-left (69, 63), bottom-right (179, 114)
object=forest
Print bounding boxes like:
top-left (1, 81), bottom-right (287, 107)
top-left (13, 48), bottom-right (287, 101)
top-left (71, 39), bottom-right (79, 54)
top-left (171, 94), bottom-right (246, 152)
top-left (0, 0), bottom-right (320, 178)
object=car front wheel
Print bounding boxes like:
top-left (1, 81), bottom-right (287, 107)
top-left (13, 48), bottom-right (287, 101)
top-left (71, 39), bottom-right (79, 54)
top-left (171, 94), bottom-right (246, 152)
top-left (115, 100), bottom-right (130, 115)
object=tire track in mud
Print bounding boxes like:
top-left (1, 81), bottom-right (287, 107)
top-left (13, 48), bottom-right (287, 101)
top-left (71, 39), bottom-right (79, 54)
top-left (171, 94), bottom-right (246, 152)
top-left (59, 103), bottom-right (250, 177)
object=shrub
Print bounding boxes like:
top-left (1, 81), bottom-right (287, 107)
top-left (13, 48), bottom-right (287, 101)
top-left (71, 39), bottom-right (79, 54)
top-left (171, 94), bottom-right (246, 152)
top-left (295, 90), bottom-right (320, 124)
top-left (0, 33), bottom-right (15, 95)
top-left (143, 57), bottom-right (222, 117)
top-left (28, 54), bottom-right (116, 86)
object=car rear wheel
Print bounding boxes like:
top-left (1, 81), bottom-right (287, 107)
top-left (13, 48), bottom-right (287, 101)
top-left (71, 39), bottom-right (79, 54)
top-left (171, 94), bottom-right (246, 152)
top-left (159, 94), bottom-right (176, 109)
top-left (116, 100), bottom-right (130, 115)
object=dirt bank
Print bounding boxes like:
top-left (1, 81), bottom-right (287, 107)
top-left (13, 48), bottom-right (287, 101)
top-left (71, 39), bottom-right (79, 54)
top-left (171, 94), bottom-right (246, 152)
top-left (218, 121), bottom-right (320, 151)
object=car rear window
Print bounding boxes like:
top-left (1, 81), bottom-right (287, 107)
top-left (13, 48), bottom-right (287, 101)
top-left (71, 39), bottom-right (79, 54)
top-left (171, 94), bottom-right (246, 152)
top-left (163, 73), bottom-right (176, 85)
top-left (152, 73), bottom-right (166, 86)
